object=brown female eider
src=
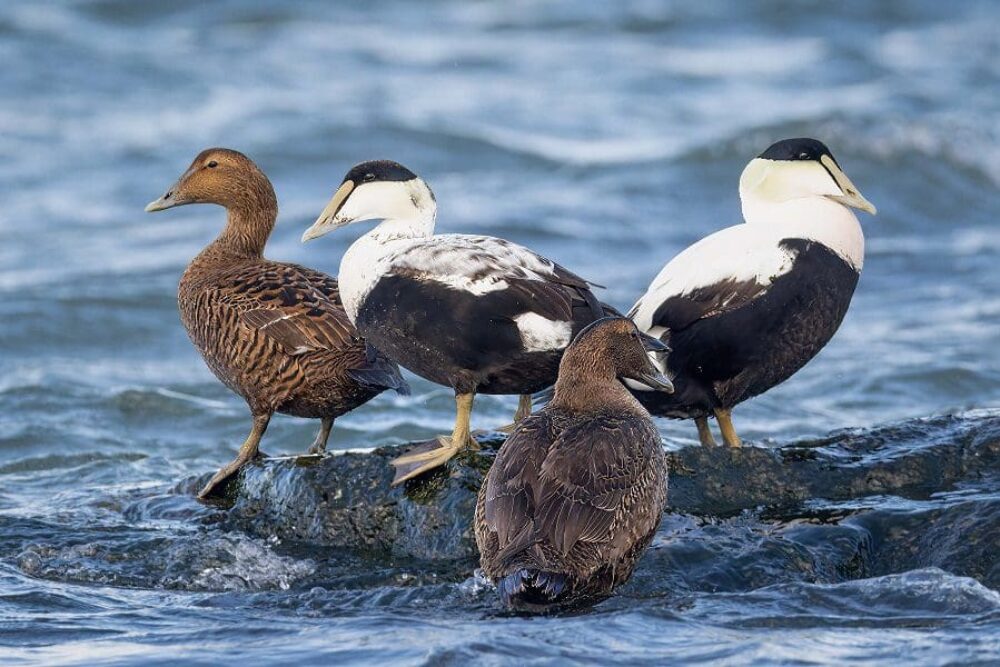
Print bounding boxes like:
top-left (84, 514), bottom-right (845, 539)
top-left (300, 160), bottom-right (619, 486)
top-left (628, 138), bottom-right (876, 447)
top-left (145, 148), bottom-right (408, 499)
top-left (475, 317), bottom-right (673, 610)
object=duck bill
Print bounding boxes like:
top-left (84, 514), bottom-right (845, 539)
top-left (820, 155), bottom-right (877, 215)
top-left (145, 168), bottom-right (195, 212)
top-left (630, 369), bottom-right (674, 393)
top-left (301, 180), bottom-right (355, 242)
top-left (624, 353), bottom-right (674, 393)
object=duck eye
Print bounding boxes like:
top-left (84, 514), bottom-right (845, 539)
top-left (798, 152), bottom-right (810, 160)
top-left (207, 160), bottom-right (218, 168)
top-left (363, 173), bottom-right (376, 182)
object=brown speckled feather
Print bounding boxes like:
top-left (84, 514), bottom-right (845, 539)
top-left (179, 254), bottom-right (406, 418)
top-left (477, 408), bottom-right (667, 596)
top-left (222, 263), bottom-right (357, 355)
top-left (151, 148), bottom-right (408, 499)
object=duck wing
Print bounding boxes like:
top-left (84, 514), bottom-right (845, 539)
top-left (225, 262), bottom-right (358, 355)
top-left (533, 416), bottom-right (663, 559)
top-left (214, 261), bottom-right (407, 392)
top-left (483, 413), bottom-right (664, 569)
top-left (389, 234), bottom-right (608, 321)
top-left (629, 225), bottom-right (797, 333)
top-left (482, 414), bottom-right (554, 565)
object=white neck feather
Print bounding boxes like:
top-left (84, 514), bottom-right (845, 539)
top-left (740, 193), bottom-right (864, 270)
top-left (368, 179), bottom-right (438, 242)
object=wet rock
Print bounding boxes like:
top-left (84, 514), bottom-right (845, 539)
top-left (223, 412), bottom-right (1000, 568)
top-left (667, 411), bottom-right (1000, 515)
top-left (224, 434), bottom-right (502, 561)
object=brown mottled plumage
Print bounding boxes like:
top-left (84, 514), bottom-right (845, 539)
top-left (475, 317), bottom-right (672, 611)
top-left (146, 148), bottom-right (407, 499)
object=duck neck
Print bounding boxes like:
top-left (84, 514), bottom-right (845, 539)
top-left (367, 180), bottom-right (437, 244)
top-left (549, 357), bottom-right (643, 415)
top-left (196, 172), bottom-right (278, 260)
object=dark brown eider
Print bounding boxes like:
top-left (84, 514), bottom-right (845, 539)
top-left (300, 160), bottom-right (620, 486)
top-left (475, 317), bottom-right (673, 610)
top-left (145, 148), bottom-right (408, 499)
top-left (629, 138), bottom-right (876, 447)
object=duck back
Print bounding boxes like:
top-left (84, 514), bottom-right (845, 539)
top-left (476, 409), bottom-right (667, 610)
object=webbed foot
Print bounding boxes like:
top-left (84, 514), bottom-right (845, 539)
top-left (390, 434), bottom-right (477, 486)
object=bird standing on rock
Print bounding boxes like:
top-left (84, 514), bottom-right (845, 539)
top-left (145, 148), bottom-right (408, 499)
top-left (301, 160), bottom-right (619, 486)
top-left (628, 138), bottom-right (877, 447)
top-left (475, 316), bottom-right (673, 611)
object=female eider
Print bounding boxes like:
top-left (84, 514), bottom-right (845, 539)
top-left (145, 148), bottom-right (408, 499)
top-left (475, 317), bottom-right (673, 610)
top-left (301, 160), bottom-right (617, 485)
top-left (629, 138), bottom-right (877, 447)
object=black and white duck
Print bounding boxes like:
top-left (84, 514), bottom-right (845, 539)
top-left (301, 160), bottom-right (618, 485)
top-left (628, 138), bottom-right (876, 447)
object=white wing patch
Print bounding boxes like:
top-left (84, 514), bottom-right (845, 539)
top-left (514, 313), bottom-right (572, 352)
top-left (391, 235), bottom-right (564, 287)
top-left (432, 274), bottom-right (510, 295)
top-left (340, 232), bottom-right (583, 322)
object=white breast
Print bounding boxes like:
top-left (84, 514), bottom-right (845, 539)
top-left (338, 233), bottom-right (403, 323)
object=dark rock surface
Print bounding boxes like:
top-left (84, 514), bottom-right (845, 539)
top-left (223, 433), bottom-right (504, 561)
top-left (221, 412), bottom-right (1000, 587)
top-left (666, 411), bottom-right (1000, 515)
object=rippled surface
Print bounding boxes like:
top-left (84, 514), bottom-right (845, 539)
top-left (1, 1), bottom-right (999, 664)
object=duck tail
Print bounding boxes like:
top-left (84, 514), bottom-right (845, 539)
top-left (497, 569), bottom-right (570, 609)
top-left (347, 365), bottom-right (410, 395)
top-left (347, 344), bottom-right (411, 395)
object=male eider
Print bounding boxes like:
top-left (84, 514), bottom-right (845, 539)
top-left (301, 160), bottom-right (618, 485)
top-left (629, 138), bottom-right (877, 447)
top-left (145, 149), bottom-right (408, 499)
top-left (475, 317), bottom-right (673, 610)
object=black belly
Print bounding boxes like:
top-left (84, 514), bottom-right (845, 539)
top-left (354, 275), bottom-right (599, 395)
top-left (636, 238), bottom-right (860, 418)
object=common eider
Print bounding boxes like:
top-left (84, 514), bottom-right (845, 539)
top-left (145, 148), bottom-right (408, 499)
top-left (628, 138), bottom-right (877, 446)
top-left (475, 316), bottom-right (673, 610)
top-left (300, 160), bottom-right (618, 485)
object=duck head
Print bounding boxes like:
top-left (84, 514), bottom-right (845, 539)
top-left (738, 138), bottom-right (877, 218)
top-left (561, 317), bottom-right (674, 393)
top-left (145, 148), bottom-right (274, 213)
top-left (301, 160), bottom-right (436, 242)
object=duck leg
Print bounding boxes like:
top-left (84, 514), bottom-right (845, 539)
top-left (496, 394), bottom-right (534, 434)
top-left (391, 392), bottom-right (478, 486)
top-left (198, 413), bottom-right (271, 500)
top-left (513, 394), bottom-right (533, 423)
top-left (713, 408), bottom-right (742, 448)
top-left (695, 416), bottom-right (717, 446)
top-left (306, 417), bottom-right (334, 455)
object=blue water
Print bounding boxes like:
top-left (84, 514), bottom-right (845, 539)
top-left (1, 1), bottom-right (999, 664)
